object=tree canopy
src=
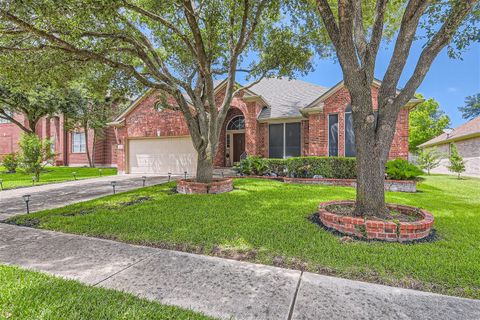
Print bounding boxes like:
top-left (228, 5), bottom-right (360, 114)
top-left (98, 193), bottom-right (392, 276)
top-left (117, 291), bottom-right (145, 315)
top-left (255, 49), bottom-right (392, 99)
top-left (0, 0), bottom-right (314, 182)
top-left (409, 95), bottom-right (450, 151)
top-left (459, 93), bottom-right (480, 120)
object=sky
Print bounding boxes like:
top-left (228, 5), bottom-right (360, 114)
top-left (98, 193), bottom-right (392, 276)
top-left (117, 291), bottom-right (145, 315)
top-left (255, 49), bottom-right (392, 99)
top-left (297, 39), bottom-right (480, 128)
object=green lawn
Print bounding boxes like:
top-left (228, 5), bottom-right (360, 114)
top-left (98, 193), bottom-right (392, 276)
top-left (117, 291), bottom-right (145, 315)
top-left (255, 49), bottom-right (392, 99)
top-left (0, 265), bottom-right (213, 319)
top-left (0, 166), bottom-right (117, 189)
top-left (6, 175), bottom-right (480, 299)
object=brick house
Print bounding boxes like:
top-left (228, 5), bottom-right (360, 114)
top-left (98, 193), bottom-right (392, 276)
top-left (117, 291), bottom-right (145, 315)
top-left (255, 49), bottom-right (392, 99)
top-left (418, 116), bottom-right (480, 177)
top-left (108, 78), bottom-right (421, 175)
top-left (0, 112), bottom-right (117, 167)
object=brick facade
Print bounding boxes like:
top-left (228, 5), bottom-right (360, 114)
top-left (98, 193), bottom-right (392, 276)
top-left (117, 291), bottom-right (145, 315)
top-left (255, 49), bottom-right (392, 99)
top-left (0, 113), bottom-right (116, 167)
top-left (112, 84), bottom-right (411, 173)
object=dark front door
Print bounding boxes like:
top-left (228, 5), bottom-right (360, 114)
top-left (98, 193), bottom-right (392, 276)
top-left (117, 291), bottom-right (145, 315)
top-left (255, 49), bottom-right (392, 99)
top-left (232, 133), bottom-right (245, 162)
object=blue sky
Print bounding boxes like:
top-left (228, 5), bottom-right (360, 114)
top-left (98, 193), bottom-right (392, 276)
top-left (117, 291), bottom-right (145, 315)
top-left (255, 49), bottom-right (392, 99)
top-left (296, 41), bottom-right (480, 128)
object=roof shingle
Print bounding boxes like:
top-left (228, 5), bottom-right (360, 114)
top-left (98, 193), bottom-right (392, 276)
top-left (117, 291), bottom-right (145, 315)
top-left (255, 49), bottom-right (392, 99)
top-left (419, 117), bottom-right (480, 148)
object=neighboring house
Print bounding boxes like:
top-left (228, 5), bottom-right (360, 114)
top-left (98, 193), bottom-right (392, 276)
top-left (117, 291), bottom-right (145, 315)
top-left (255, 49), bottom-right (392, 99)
top-left (418, 117), bottom-right (480, 177)
top-left (0, 112), bottom-right (117, 167)
top-left (109, 78), bottom-right (421, 175)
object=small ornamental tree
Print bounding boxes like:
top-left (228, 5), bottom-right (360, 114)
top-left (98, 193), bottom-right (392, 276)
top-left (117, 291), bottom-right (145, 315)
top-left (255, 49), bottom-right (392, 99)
top-left (18, 133), bottom-right (55, 181)
top-left (448, 144), bottom-right (466, 179)
top-left (417, 148), bottom-right (441, 175)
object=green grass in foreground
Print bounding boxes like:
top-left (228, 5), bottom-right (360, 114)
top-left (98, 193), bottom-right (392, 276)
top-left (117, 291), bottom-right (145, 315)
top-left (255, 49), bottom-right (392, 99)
top-left (0, 166), bottom-right (117, 189)
top-left (7, 175), bottom-right (480, 299)
top-left (0, 265), bottom-right (213, 320)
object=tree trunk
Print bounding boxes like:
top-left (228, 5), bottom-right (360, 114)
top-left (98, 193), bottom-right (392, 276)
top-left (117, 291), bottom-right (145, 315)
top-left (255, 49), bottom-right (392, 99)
top-left (349, 90), bottom-right (389, 217)
top-left (354, 146), bottom-right (388, 217)
top-left (195, 149), bottom-right (214, 183)
top-left (84, 126), bottom-right (93, 168)
top-left (91, 134), bottom-right (97, 168)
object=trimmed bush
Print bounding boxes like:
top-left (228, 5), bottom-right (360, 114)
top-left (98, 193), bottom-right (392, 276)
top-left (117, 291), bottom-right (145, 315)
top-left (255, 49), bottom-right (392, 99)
top-left (2, 153), bottom-right (18, 173)
top-left (237, 156), bottom-right (357, 179)
top-left (385, 158), bottom-right (423, 180)
top-left (235, 156), bottom-right (269, 176)
top-left (286, 157), bottom-right (357, 179)
top-left (265, 159), bottom-right (288, 176)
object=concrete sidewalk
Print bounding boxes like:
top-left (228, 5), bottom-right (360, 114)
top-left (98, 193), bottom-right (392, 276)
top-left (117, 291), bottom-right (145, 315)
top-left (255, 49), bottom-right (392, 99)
top-left (0, 174), bottom-right (169, 220)
top-left (0, 223), bottom-right (478, 320)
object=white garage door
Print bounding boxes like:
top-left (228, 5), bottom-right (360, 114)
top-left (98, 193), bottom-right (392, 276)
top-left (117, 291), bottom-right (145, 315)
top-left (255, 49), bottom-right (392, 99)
top-left (128, 137), bottom-right (197, 175)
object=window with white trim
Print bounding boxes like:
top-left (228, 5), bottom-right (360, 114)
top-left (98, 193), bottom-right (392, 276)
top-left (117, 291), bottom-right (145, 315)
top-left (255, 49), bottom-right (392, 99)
top-left (72, 132), bottom-right (86, 153)
top-left (268, 122), bottom-right (301, 158)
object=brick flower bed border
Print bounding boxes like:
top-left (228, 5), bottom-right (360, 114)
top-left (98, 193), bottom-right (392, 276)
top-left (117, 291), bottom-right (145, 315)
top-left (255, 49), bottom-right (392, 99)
top-left (176, 178), bottom-right (233, 194)
top-left (318, 200), bottom-right (434, 242)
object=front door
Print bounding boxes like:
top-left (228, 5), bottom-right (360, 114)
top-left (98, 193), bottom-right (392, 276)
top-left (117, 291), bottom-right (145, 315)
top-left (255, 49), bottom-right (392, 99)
top-left (232, 133), bottom-right (245, 163)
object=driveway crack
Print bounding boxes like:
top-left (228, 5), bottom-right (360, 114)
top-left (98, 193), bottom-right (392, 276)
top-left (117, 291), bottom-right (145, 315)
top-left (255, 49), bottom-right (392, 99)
top-left (287, 271), bottom-right (303, 320)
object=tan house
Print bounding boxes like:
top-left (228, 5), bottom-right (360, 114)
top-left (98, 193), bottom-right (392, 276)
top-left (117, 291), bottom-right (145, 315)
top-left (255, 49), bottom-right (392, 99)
top-left (419, 117), bottom-right (480, 177)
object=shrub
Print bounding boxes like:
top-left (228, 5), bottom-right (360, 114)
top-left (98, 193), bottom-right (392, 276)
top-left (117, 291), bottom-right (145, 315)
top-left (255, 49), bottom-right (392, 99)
top-left (286, 157), bottom-right (357, 179)
top-left (265, 158), bottom-right (288, 176)
top-left (235, 156), bottom-right (269, 175)
top-left (417, 148), bottom-right (441, 175)
top-left (2, 153), bottom-right (18, 173)
top-left (448, 143), bottom-right (465, 179)
top-left (18, 134), bottom-right (55, 181)
top-left (385, 158), bottom-right (423, 180)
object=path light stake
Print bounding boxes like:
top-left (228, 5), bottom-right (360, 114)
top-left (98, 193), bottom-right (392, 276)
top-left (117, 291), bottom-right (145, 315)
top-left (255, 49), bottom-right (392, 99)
top-left (142, 176), bottom-right (147, 187)
top-left (0, 179), bottom-right (3, 190)
top-left (32, 176), bottom-right (35, 186)
top-left (72, 172), bottom-right (77, 180)
top-left (22, 194), bottom-right (31, 214)
top-left (184, 171), bottom-right (187, 180)
top-left (111, 181), bottom-right (117, 194)
top-left (221, 170), bottom-right (224, 178)
top-left (168, 172), bottom-right (171, 182)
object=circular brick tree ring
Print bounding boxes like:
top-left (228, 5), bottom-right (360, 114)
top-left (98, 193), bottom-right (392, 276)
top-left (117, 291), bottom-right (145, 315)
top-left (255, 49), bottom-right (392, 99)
top-left (176, 178), bottom-right (233, 194)
top-left (318, 200), bottom-right (434, 242)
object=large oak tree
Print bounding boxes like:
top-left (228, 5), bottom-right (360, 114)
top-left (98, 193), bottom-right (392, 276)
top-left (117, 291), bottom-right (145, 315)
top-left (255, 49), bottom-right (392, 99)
top-left (0, 0), bottom-right (312, 182)
top-left (293, 0), bottom-right (479, 216)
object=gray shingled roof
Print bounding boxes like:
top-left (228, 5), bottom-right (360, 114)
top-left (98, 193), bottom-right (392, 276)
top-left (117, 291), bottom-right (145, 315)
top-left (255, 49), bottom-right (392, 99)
top-left (248, 78), bottom-right (329, 120)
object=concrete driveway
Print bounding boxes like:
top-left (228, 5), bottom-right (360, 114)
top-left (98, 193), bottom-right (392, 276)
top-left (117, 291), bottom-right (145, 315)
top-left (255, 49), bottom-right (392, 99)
top-left (0, 174), bottom-right (170, 220)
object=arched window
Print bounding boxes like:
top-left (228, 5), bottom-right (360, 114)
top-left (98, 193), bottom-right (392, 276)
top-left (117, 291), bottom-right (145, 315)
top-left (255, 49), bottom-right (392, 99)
top-left (227, 116), bottom-right (245, 130)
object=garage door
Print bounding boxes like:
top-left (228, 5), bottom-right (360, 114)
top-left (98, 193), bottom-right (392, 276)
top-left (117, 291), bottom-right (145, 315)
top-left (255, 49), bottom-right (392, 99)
top-left (128, 137), bottom-right (197, 175)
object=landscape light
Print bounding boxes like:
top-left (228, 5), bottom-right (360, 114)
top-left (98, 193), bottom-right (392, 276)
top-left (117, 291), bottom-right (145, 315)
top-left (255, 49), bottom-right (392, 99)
top-left (0, 179), bottom-right (3, 190)
top-left (32, 177), bottom-right (36, 186)
top-left (142, 176), bottom-right (147, 187)
top-left (184, 171), bottom-right (187, 179)
top-left (72, 172), bottom-right (77, 180)
top-left (168, 172), bottom-right (171, 182)
top-left (111, 181), bottom-right (117, 194)
top-left (99, 169), bottom-right (103, 176)
top-left (22, 194), bottom-right (31, 214)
